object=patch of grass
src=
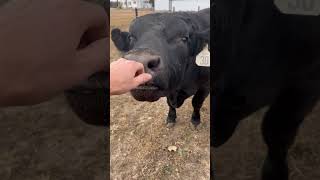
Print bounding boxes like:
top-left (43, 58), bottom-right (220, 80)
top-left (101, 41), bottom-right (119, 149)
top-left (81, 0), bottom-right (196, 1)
top-left (177, 148), bottom-right (189, 158)
top-left (162, 164), bottom-right (174, 175)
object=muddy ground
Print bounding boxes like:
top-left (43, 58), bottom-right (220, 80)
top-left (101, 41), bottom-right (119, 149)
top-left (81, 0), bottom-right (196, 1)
top-left (109, 9), bottom-right (210, 180)
top-left (0, 96), bottom-right (106, 180)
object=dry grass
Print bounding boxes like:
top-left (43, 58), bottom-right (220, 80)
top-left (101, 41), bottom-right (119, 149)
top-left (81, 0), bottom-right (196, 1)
top-left (110, 9), bottom-right (210, 180)
top-left (0, 96), bottom-right (106, 180)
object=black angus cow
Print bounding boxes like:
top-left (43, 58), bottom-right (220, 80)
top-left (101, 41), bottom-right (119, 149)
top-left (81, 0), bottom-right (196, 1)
top-left (212, 0), bottom-right (320, 180)
top-left (111, 9), bottom-right (210, 127)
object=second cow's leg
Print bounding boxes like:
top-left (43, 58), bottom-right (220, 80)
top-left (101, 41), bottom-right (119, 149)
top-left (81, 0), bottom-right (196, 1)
top-left (262, 88), bottom-right (318, 180)
top-left (191, 87), bottom-right (210, 126)
top-left (166, 96), bottom-right (177, 128)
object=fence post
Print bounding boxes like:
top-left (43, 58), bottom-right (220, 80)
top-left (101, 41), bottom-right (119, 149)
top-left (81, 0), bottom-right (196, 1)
top-left (135, 8), bottom-right (138, 18)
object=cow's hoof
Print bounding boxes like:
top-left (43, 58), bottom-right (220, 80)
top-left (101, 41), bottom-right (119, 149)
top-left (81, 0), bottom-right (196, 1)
top-left (166, 122), bottom-right (175, 128)
top-left (189, 122), bottom-right (200, 131)
top-left (191, 112), bottom-right (201, 127)
top-left (262, 156), bottom-right (289, 180)
top-left (191, 119), bottom-right (201, 127)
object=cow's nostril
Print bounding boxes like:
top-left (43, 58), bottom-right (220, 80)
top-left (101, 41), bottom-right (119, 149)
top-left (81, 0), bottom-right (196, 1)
top-left (147, 58), bottom-right (160, 70)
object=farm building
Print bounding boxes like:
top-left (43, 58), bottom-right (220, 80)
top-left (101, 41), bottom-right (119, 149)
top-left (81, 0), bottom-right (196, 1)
top-left (111, 0), bottom-right (152, 9)
top-left (155, 0), bottom-right (210, 11)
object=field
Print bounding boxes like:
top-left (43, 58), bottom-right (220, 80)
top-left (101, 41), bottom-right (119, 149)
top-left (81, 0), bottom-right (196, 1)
top-left (109, 9), bottom-right (210, 180)
top-left (0, 96), bottom-right (106, 180)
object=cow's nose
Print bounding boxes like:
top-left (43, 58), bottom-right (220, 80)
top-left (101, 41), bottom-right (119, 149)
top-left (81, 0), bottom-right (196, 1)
top-left (124, 53), bottom-right (161, 73)
top-left (146, 57), bottom-right (160, 71)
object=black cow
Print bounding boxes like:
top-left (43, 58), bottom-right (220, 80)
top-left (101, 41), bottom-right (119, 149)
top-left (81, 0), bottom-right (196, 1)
top-left (212, 1), bottom-right (320, 179)
top-left (111, 9), bottom-right (210, 127)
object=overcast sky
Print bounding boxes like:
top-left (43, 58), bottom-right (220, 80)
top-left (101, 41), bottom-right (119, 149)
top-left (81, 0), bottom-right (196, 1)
top-left (110, 0), bottom-right (210, 3)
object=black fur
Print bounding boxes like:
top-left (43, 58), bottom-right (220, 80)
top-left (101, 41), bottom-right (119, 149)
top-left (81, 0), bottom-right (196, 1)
top-left (212, 0), bottom-right (320, 179)
top-left (111, 9), bottom-right (210, 127)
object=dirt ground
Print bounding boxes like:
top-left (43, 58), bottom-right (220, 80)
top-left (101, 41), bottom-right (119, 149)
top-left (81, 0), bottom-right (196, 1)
top-left (0, 96), bottom-right (106, 180)
top-left (109, 9), bottom-right (210, 180)
top-left (214, 103), bottom-right (320, 180)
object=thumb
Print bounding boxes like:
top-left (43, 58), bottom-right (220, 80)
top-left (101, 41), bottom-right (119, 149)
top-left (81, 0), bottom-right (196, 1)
top-left (133, 73), bottom-right (152, 87)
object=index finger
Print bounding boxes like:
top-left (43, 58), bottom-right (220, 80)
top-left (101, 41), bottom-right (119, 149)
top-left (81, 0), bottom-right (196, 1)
top-left (126, 60), bottom-right (145, 76)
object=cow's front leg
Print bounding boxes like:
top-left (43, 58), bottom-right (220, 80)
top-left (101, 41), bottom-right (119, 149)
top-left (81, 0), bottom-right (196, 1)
top-left (212, 92), bottom-right (255, 147)
top-left (191, 88), bottom-right (209, 127)
top-left (262, 89), bottom-right (318, 180)
top-left (166, 96), bottom-right (177, 128)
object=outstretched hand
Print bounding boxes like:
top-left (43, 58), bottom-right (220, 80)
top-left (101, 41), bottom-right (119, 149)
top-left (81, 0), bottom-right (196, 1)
top-left (0, 0), bottom-right (108, 106)
top-left (110, 58), bottom-right (152, 95)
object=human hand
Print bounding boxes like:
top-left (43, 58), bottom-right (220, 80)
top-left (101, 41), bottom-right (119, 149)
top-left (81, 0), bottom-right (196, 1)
top-left (110, 58), bottom-right (152, 95)
top-left (0, 0), bottom-right (108, 106)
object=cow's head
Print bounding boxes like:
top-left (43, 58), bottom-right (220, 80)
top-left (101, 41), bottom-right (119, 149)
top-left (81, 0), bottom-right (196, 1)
top-left (63, 0), bottom-right (108, 126)
top-left (111, 11), bottom-right (209, 102)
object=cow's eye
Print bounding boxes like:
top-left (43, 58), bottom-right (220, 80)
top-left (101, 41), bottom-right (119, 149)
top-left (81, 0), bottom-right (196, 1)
top-left (181, 36), bottom-right (188, 43)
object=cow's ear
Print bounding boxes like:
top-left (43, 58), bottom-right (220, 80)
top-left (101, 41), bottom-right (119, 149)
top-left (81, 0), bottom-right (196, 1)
top-left (189, 30), bottom-right (209, 56)
top-left (111, 28), bottom-right (131, 52)
top-left (194, 28), bottom-right (210, 52)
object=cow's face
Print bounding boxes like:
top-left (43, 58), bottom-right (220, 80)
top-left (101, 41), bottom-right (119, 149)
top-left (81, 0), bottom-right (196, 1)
top-left (111, 13), bottom-right (208, 102)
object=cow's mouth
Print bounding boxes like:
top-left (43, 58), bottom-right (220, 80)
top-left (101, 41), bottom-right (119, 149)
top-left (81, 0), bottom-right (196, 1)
top-left (134, 85), bottom-right (159, 90)
top-left (64, 72), bottom-right (107, 126)
top-left (130, 84), bottom-right (165, 102)
top-left (66, 72), bottom-right (107, 94)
